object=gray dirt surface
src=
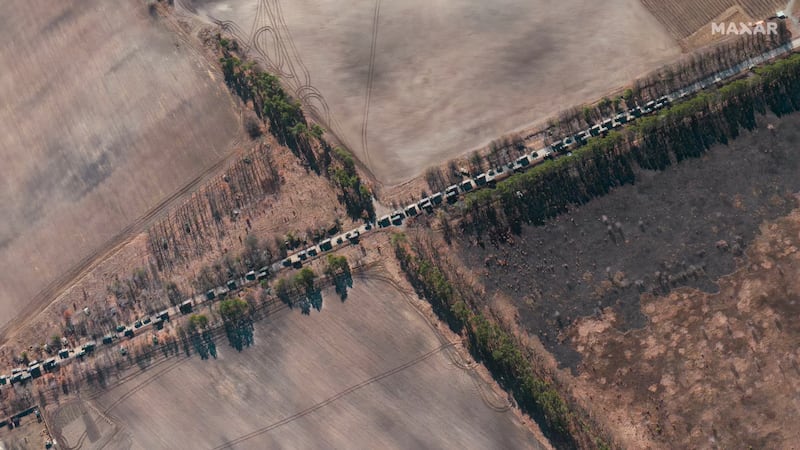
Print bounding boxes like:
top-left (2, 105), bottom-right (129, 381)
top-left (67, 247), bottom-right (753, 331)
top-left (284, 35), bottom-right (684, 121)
top-left (0, 0), bottom-right (240, 332)
top-left (89, 277), bottom-right (546, 449)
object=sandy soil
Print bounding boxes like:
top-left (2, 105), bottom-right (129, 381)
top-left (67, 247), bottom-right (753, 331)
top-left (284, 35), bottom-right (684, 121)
top-left (180, 0), bottom-right (680, 185)
top-left (61, 277), bottom-right (546, 449)
top-left (0, 0), bottom-right (240, 333)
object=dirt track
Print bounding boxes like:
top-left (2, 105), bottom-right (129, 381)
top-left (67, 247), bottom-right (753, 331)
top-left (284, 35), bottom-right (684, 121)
top-left (181, 0), bottom-right (680, 185)
top-left (77, 277), bottom-right (546, 449)
top-left (0, 0), bottom-right (240, 335)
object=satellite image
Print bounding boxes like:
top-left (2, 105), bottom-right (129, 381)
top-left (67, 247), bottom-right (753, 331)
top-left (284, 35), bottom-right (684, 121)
top-left (1, 0), bottom-right (799, 448)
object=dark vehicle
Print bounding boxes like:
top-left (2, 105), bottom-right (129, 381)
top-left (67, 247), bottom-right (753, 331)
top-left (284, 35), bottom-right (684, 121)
top-left (405, 205), bottom-right (419, 217)
top-left (445, 185), bottom-right (460, 203)
top-left (257, 270), bottom-right (269, 281)
top-left (158, 310), bottom-right (170, 322)
top-left (115, 325), bottom-right (125, 333)
top-left (206, 290), bottom-right (216, 301)
top-left (377, 216), bottom-right (391, 228)
top-left (83, 341), bottom-right (96, 353)
top-left (245, 270), bottom-right (257, 281)
top-left (124, 328), bottom-right (135, 338)
top-left (320, 238), bottom-right (334, 251)
top-left (516, 155), bottom-right (531, 167)
top-left (227, 280), bottom-right (237, 291)
top-left (102, 335), bottom-right (113, 345)
top-left (179, 300), bottom-right (193, 315)
top-left (43, 358), bottom-right (58, 372)
top-left (390, 213), bottom-right (404, 226)
top-left (418, 198), bottom-right (433, 213)
top-left (134, 320), bottom-right (143, 329)
top-left (475, 174), bottom-right (488, 186)
top-left (282, 258), bottom-right (292, 268)
top-left (28, 364), bottom-right (42, 379)
top-left (307, 248), bottom-right (318, 257)
top-left (58, 349), bottom-right (69, 359)
top-left (430, 192), bottom-right (444, 205)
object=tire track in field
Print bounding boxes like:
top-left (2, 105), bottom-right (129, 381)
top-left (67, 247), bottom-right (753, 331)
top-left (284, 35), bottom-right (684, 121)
top-left (98, 357), bottom-right (189, 414)
top-left (211, 342), bottom-right (453, 450)
top-left (0, 146), bottom-right (241, 345)
top-left (361, 0), bottom-right (382, 172)
top-left (356, 272), bottom-right (512, 413)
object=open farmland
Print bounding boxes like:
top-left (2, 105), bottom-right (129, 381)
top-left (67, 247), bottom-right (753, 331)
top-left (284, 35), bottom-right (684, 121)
top-left (0, 0), bottom-right (241, 335)
top-left (640, 0), bottom-right (787, 40)
top-left (180, 0), bottom-right (680, 185)
top-left (58, 276), bottom-right (545, 449)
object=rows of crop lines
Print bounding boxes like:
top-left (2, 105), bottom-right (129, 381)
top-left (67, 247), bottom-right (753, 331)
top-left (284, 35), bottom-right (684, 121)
top-left (640, 0), bottom-right (786, 39)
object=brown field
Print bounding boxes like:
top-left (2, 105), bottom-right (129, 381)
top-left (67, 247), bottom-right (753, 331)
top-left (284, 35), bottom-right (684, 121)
top-left (0, 0), bottom-right (241, 334)
top-left (50, 276), bottom-right (546, 449)
top-left (179, 0), bottom-right (680, 185)
top-left (640, 0), bottom-right (787, 40)
top-left (570, 208), bottom-right (800, 448)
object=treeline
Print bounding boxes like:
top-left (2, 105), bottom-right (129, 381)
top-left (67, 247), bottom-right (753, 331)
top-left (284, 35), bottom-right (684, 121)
top-left (393, 233), bottom-right (610, 449)
top-left (330, 147), bottom-right (375, 221)
top-left (274, 255), bottom-right (353, 311)
top-left (547, 25), bottom-right (790, 143)
top-left (0, 291), bottom-right (285, 417)
top-left (425, 26), bottom-right (793, 197)
top-left (216, 36), bottom-right (374, 221)
top-left (463, 53), bottom-right (800, 239)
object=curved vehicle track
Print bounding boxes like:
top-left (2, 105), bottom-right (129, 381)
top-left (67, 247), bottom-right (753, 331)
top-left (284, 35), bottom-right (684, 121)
top-left (360, 0), bottom-right (382, 173)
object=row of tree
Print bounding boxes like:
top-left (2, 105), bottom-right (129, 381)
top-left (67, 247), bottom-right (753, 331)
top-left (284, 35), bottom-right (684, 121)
top-left (274, 255), bottom-right (353, 309)
top-left (462, 53), bottom-right (800, 240)
top-left (545, 24), bottom-right (790, 143)
top-left (392, 233), bottom-right (606, 449)
top-left (217, 36), bottom-right (374, 221)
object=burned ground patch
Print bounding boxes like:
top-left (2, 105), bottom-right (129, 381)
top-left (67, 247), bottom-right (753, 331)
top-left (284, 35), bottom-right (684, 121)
top-left (457, 112), bottom-right (800, 370)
